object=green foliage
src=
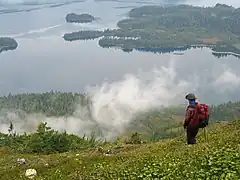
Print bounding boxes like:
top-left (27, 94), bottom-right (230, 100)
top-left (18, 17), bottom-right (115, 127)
top-left (0, 93), bottom-right (239, 178)
top-left (0, 122), bottom-right (101, 154)
top-left (0, 91), bottom-right (89, 116)
top-left (26, 122), bottom-right (71, 154)
top-left (0, 120), bottom-right (239, 179)
top-left (125, 132), bottom-right (143, 144)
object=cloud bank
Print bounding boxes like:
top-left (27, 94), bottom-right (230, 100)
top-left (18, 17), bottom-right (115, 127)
top-left (0, 59), bottom-right (194, 140)
top-left (1, 54), bottom-right (240, 140)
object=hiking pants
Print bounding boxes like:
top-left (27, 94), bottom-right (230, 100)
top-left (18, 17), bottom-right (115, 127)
top-left (186, 126), bottom-right (199, 144)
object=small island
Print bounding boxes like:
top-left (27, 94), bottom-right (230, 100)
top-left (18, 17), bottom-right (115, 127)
top-left (63, 30), bottom-right (104, 41)
top-left (65, 13), bottom-right (96, 23)
top-left (0, 37), bottom-right (18, 53)
top-left (63, 4), bottom-right (240, 56)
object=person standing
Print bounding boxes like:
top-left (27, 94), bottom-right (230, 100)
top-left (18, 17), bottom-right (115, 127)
top-left (184, 93), bottom-right (209, 144)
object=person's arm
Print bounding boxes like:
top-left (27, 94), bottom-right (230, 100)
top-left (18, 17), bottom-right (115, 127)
top-left (184, 107), bottom-right (193, 128)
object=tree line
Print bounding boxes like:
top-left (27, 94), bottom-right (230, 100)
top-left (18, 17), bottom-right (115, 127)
top-left (1, 91), bottom-right (240, 134)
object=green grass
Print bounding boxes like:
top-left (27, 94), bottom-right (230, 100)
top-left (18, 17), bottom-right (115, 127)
top-left (0, 120), bottom-right (239, 179)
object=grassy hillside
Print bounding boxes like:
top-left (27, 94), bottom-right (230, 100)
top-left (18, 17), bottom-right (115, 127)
top-left (0, 120), bottom-right (239, 179)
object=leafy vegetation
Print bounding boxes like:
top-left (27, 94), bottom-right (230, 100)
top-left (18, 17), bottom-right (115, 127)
top-left (63, 4), bottom-right (240, 55)
top-left (0, 37), bottom-right (18, 53)
top-left (0, 122), bottom-right (101, 154)
top-left (0, 119), bottom-right (239, 179)
top-left (0, 92), bottom-right (240, 179)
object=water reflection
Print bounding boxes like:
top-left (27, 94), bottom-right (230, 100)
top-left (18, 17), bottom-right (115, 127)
top-left (0, 0), bottom-right (240, 104)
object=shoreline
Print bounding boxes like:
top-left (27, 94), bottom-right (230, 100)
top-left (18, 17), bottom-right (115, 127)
top-left (100, 43), bottom-right (240, 57)
top-left (211, 51), bottom-right (240, 57)
top-left (0, 45), bottom-right (18, 53)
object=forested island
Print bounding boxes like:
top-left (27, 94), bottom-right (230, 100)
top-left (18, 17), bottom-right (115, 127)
top-left (65, 13), bottom-right (96, 23)
top-left (63, 4), bottom-right (240, 55)
top-left (0, 37), bottom-right (18, 53)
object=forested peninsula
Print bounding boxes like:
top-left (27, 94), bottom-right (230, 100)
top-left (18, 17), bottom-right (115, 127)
top-left (63, 4), bottom-right (240, 55)
top-left (0, 37), bottom-right (18, 53)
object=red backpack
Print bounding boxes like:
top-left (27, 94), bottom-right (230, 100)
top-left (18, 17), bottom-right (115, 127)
top-left (196, 103), bottom-right (210, 128)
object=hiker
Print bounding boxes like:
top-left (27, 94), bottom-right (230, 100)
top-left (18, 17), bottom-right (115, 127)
top-left (184, 93), bottom-right (209, 145)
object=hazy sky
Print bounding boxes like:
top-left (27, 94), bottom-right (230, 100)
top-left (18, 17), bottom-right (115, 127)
top-left (186, 0), bottom-right (240, 7)
top-left (0, 0), bottom-right (239, 7)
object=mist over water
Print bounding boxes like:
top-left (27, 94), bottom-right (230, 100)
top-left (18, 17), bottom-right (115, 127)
top-left (1, 55), bottom-right (240, 140)
top-left (1, 59), bottom-right (192, 139)
top-left (0, 60), bottom-right (189, 139)
top-left (186, 0), bottom-right (240, 7)
top-left (0, 0), bottom-right (85, 5)
top-left (1, 0), bottom-right (240, 7)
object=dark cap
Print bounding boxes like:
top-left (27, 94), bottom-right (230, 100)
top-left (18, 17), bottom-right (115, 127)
top-left (185, 93), bottom-right (196, 100)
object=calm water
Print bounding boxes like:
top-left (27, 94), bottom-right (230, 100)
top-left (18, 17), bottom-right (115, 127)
top-left (0, 0), bottom-right (240, 104)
